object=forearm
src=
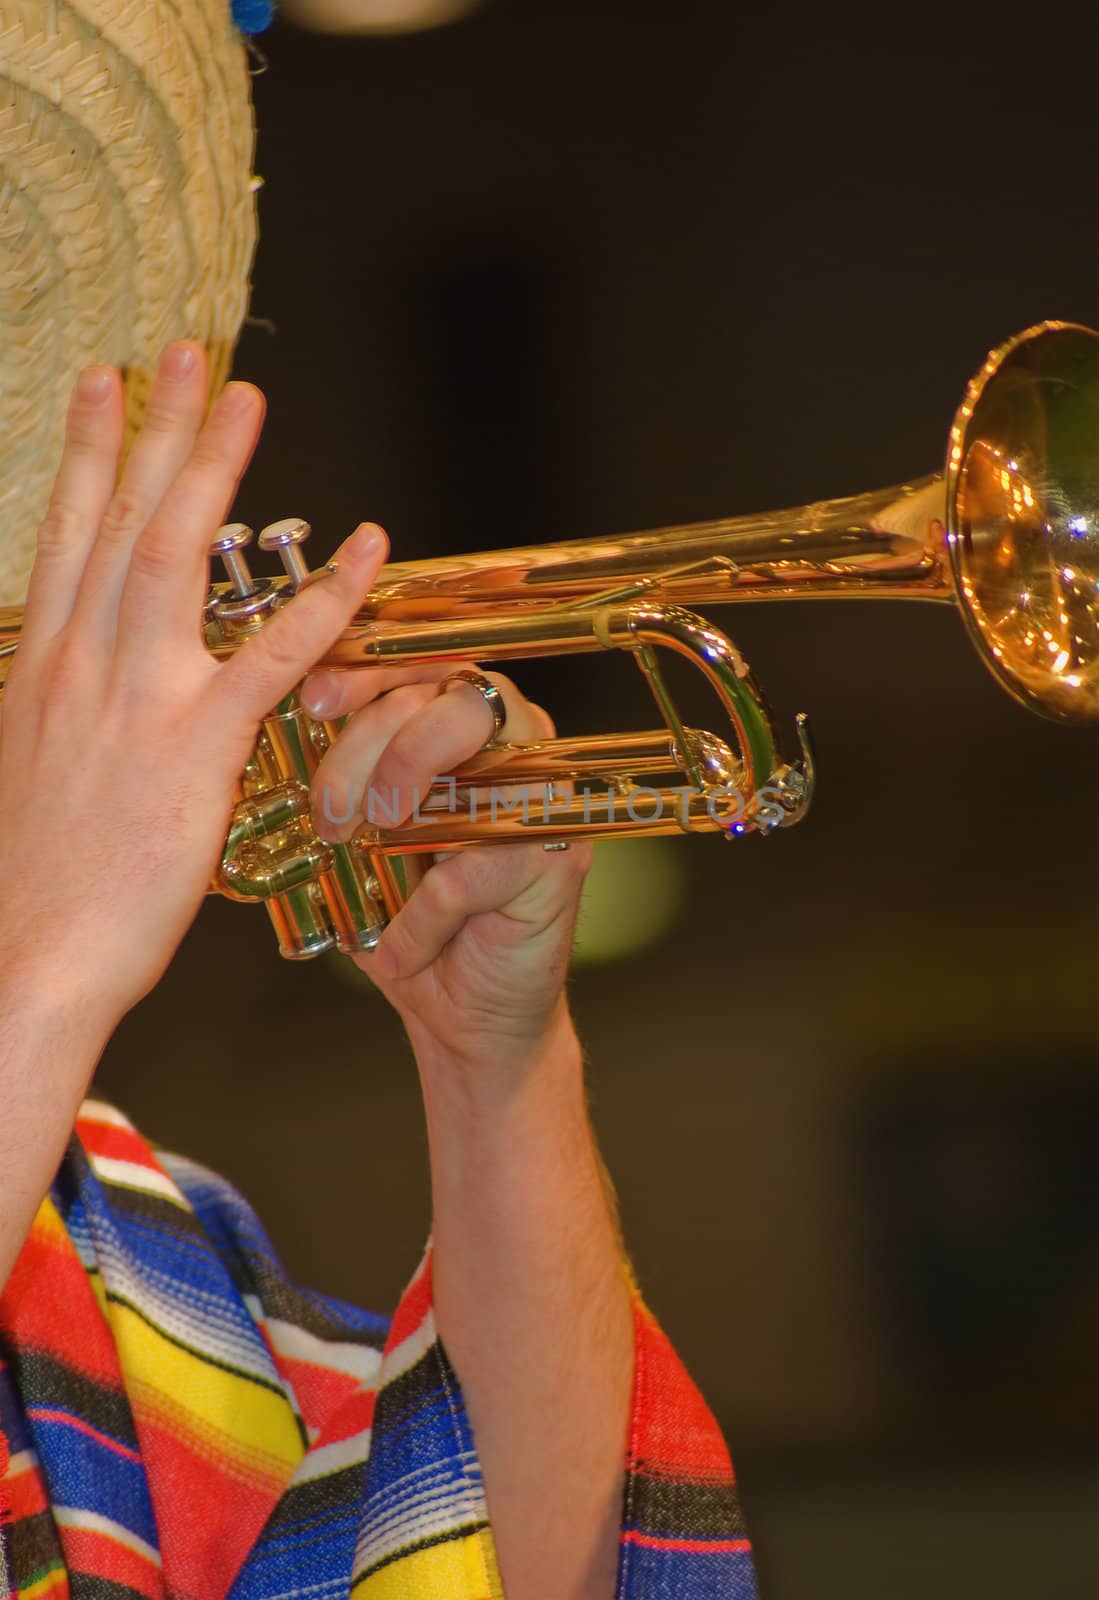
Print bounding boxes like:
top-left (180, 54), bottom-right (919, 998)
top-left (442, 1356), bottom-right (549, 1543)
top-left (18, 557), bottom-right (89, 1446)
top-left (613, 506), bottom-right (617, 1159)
top-left (0, 978), bottom-right (111, 1292)
top-left (410, 1003), bottom-right (635, 1600)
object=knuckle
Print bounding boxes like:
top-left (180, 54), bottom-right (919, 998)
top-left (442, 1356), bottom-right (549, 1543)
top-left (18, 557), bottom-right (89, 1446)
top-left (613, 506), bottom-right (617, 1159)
top-left (425, 862), bottom-right (465, 916)
top-left (527, 700), bottom-right (556, 738)
top-left (188, 432), bottom-right (224, 467)
top-left (65, 409), bottom-right (109, 450)
top-left (99, 487), bottom-right (146, 544)
top-left (127, 536), bottom-right (176, 583)
top-left (566, 842), bottom-right (593, 877)
top-left (385, 683), bottom-right (435, 720)
top-left (261, 613), bottom-right (310, 672)
top-left (312, 774), bottom-right (359, 832)
top-left (375, 736), bottom-right (420, 798)
top-left (138, 398), bottom-right (182, 436)
top-left (188, 432), bottom-right (237, 475)
top-left (46, 636), bottom-right (84, 696)
top-left (35, 506), bottom-right (78, 557)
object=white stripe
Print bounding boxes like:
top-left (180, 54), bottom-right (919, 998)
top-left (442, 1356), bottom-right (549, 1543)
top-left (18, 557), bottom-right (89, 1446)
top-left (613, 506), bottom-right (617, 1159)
top-left (292, 1426), bottom-right (374, 1484)
top-left (382, 1308), bottom-right (437, 1382)
top-left (354, 1455), bottom-right (486, 1569)
top-left (78, 1100), bottom-right (134, 1130)
top-left (88, 1154), bottom-right (186, 1204)
top-left (251, 1308), bottom-right (384, 1384)
top-left (6, 1447), bottom-right (39, 1476)
top-left (52, 1507), bottom-right (162, 1567)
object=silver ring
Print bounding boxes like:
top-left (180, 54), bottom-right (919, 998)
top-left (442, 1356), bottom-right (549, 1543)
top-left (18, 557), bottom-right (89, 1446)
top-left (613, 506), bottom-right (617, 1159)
top-left (543, 841), bottom-right (570, 852)
top-left (438, 669), bottom-right (506, 744)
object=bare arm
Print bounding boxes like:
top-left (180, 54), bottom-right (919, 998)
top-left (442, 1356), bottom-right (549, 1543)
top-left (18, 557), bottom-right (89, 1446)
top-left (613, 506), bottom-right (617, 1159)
top-left (302, 655), bottom-right (637, 1599)
top-left (0, 992), bottom-right (111, 1292)
top-left (416, 1012), bottom-right (634, 1600)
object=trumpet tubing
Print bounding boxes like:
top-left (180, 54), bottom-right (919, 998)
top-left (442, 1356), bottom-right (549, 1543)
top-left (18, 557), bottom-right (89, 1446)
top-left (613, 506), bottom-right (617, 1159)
top-left (0, 320), bottom-right (1095, 958)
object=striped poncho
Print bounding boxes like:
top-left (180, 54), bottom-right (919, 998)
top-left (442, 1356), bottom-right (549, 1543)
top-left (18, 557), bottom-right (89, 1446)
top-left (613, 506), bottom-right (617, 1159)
top-left (0, 1102), bottom-right (758, 1600)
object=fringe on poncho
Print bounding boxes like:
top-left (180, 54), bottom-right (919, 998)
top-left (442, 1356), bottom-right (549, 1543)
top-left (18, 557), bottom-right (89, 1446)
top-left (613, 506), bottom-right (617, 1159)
top-left (0, 1102), bottom-right (758, 1599)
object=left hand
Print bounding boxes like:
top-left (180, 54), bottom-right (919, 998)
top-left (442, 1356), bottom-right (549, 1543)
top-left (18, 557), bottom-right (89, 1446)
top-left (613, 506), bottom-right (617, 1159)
top-left (301, 609), bottom-right (592, 1075)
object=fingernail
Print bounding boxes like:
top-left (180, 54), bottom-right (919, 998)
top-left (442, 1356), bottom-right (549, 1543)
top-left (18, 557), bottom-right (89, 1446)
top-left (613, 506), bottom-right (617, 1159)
top-left (161, 342), bottom-right (196, 382)
top-left (346, 523), bottom-right (385, 560)
top-left (76, 367), bottom-right (112, 404)
top-left (303, 675), bottom-right (338, 717)
top-left (217, 383), bottom-right (256, 419)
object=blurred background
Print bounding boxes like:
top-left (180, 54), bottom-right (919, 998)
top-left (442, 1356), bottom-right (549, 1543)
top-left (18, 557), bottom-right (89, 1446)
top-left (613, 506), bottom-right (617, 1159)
top-left (95, 3), bottom-right (1099, 1595)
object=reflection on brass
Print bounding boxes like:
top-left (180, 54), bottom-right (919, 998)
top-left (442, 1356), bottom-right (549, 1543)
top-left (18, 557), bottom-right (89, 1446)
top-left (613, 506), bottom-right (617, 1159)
top-left (0, 321), bottom-right (1094, 959)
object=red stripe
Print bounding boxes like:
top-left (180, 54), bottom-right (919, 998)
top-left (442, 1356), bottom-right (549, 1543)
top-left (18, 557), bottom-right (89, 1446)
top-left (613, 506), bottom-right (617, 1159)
top-left (385, 1250), bottom-right (433, 1353)
top-left (0, 1232), bottom-right (125, 1387)
top-left (265, 1355), bottom-right (361, 1435)
top-left (628, 1299), bottom-right (736, 1477)
top-left (59, 1526), bottom-right (162, 1599)
top-left (27, 1410), bottom-right (143, 1465)
top-left (5, 1457), bottom-right (51, 1520)
top-left (75, 1120), bottom-right (163, 1173)
top-left (622, 1531), bottom-right (753, 1555)
top-left (136, 1416), bottom-right (290, 1600)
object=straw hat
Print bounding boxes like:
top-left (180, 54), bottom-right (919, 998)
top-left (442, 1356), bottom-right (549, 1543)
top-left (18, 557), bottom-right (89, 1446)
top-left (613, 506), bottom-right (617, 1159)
top-left (0, 0), bottom-right (263, 605)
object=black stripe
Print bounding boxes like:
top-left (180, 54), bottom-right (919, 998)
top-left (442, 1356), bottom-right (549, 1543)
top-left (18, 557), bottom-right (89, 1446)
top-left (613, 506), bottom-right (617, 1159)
top-left (7, 1510), bottom-right (65, 1589)
top-left (72, 1575), bottom-right (162, 1600)
top-left (237, 1257), bottom-right (389, 1352)
top-left (6, 1350), bottom-right (140, 1451)
top-left (627, 1465), bottom-right (750, 1540)
top-left (370, 1342), bottom-right (455, 1424)
top-left (256, 1462), bottom-right (366, 1533)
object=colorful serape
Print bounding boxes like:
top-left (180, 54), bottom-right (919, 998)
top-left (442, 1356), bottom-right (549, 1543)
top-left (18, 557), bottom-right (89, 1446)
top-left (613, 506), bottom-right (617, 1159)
top-left (0, 1102), bottom-right (757, 1600)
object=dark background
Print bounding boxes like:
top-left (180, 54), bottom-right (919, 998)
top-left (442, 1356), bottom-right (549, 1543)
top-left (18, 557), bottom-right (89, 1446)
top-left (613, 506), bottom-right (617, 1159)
top-left (97, 4), bottom-right (1099, 1596)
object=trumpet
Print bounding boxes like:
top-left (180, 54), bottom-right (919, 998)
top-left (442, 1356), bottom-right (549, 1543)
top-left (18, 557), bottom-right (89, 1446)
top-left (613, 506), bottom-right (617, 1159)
top-left (1, 320), bottom-right (1096, 959)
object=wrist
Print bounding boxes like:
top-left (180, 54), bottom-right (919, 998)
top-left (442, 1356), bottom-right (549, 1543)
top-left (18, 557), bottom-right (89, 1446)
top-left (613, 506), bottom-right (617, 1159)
top-left (0, 948), bottom-right (125, 1051)
top-left (406, 997), bottom-right (583, 1103)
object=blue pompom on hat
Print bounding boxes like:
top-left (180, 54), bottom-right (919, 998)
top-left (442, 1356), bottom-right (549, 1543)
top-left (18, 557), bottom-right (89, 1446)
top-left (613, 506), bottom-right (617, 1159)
top-left (232, 0), bottom-right (275, 32)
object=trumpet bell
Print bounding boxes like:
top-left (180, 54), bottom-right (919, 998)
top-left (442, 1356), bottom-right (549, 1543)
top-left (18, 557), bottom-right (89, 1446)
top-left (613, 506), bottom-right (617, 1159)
top-left (947, 321), bottom-right (1099, 723)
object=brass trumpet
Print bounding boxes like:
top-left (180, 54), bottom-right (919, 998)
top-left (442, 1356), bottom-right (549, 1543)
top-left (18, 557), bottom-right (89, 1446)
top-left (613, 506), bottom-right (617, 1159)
top-left (1, 320), bottom-right (1096, 959)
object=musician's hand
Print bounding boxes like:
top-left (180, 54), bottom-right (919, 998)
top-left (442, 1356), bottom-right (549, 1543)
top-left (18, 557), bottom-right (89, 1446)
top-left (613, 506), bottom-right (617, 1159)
top-left (303, 653), bottom-right (593, 1076)
top-left (0, 344), bottom-right (387, 1029)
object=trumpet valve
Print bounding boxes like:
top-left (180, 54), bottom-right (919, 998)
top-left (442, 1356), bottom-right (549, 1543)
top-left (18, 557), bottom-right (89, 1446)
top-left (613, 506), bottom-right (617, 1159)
top-left (209, 523), bottom-right (277, 626)
top-left (259, 517), bottom-right (312, 591)
top-left (210, 522), bottom-right (259, 598)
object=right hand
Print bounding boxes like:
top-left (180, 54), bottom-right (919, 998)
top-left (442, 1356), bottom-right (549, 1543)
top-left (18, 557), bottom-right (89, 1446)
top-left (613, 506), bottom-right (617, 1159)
top-left (0, 342), bottom-right (387, 1031)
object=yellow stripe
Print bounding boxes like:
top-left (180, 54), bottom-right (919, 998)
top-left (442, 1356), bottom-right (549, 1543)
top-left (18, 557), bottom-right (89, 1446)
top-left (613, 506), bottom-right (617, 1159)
top-left (352, 1531), bottom-right (503, 1600)
top-left (88, 1270), bottom-right (109, 1319)
top-left (19, 1566), bottom-right (70, 1600)
top-left (107, 1302), bottom-right (302, 1481)
top-left (28, 1197), bottom-right (68, 1247)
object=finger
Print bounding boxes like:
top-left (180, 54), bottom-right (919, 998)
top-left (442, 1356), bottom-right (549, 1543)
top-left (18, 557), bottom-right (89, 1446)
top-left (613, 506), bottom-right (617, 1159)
top-left (211, 523), bottom-right (390, 724)
top-left (309, 671), bottom-right (541, 842)
top-left (301, 661), bottom-right (469, 721)
top-left (74, 342), bottom-right (210, 628)
top-left (311, 681), bottom-right (438, 841)
top-left (21, 367), bottom-right (125, 651)
top-left (371, 841), bottom-right (590, 981)
top-left (348, 671), bottom-right (544, 833)
top-left (110, 382), bottom-right (266, 661)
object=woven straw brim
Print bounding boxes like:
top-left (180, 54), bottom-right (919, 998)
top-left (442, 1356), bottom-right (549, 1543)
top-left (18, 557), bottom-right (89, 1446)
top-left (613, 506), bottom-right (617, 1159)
top-left (0, 0), bottom-right (258, 605)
